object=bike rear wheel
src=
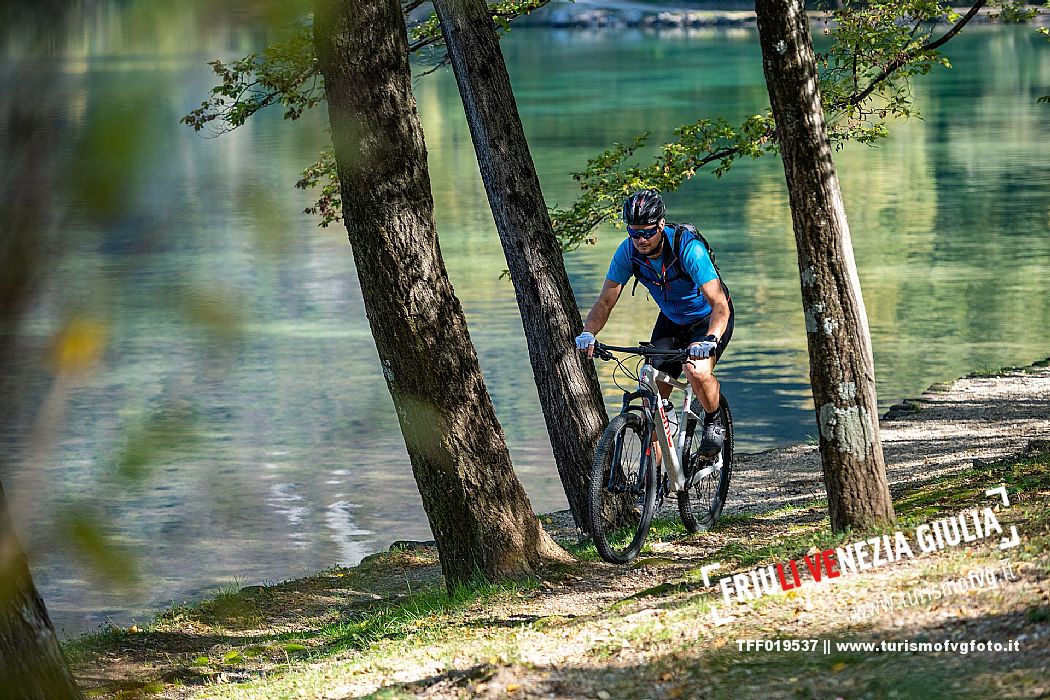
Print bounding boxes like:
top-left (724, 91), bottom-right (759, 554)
top-left (678, 395), bottom-right (733, 533)
top-left (588, 412), bottom-right (657, 564)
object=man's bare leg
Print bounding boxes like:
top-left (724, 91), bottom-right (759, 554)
top-left (683, 356), bottom-right (720, 413)
top-left (684, 356), bottom-right (726, 455)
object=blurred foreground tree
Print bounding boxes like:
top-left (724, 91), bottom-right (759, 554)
top-left (0, 488), bottom-right (81, 698)
top-left (313, 0), bottom-right (569, 586)
top-left (0, 2), bottom-right (86, 696)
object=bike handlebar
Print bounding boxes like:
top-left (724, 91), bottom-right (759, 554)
top-left (592, 342), bottom-right (688, 362)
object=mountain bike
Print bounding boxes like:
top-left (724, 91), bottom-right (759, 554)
top-left (587, 342), bottom-right (733, 564)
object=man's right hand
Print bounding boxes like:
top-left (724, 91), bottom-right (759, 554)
top-left (575, 331), bottom-right (596, 358)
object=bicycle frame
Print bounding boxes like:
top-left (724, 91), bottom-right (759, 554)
top-left (636, 363), bottom-right (696, 493)
top-left (620, 362), bottom-right (722, 493)
top-left (598, 342), bottom-right (724, 494)
top-left (589, 341), bottom-right (734, 561)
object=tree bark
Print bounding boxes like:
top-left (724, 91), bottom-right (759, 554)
top-left (313, 0), bottom-right (568, 587)
top-left (755, 0), bottom-right (895, 530)
top-left (0, 486), bottom-right (84, 700)
top-left (430, 0), bottom-right (607, 533)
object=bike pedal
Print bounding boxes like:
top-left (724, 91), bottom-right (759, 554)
top-left (685, 453), bottom-right (723, 489)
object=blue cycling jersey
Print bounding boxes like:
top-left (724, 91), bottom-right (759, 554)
top-left (606, 224), bottom-right (719, 325)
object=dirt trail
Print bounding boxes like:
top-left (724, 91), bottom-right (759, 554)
top-left (408, 364), bottom-right (1050, 700)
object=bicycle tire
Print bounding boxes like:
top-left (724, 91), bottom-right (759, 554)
top-left (678, 395), bottom-right (733, 533)
top-left (588, 412), bottom-right (658, 564)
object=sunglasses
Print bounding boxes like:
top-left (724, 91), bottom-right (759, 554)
top-left (627, 225), bottom-right (661, 239)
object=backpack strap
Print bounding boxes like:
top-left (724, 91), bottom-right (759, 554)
top-left (672, 223), bottom-right (731, 302)
top-left (630, 253), bottom-right (641, 296)
top-left (627, 236), bottom-right (657, 297)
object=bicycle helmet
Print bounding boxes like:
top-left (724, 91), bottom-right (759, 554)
top-left (622, 189), bottom-right (666, 226)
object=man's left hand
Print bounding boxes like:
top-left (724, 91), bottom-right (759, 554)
top-left (687, 335), bottom-right (718, 360)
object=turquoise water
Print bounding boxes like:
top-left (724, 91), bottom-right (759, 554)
top-left (1, 7), bottom-right (1048, 635)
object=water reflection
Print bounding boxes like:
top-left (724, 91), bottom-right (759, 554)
top-left (1, 4), bottom-right (1047, 635)
top-left (324, 499), bottom-right (371, 566)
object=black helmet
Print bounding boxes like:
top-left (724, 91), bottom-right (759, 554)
top-left (622, 189), bottom-right (666, 226)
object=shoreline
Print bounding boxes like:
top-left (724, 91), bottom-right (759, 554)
top-left (45, 355), bottom-right (1050, 641)
top-left (510, 2), bottom-right (1046, 29)
top-left (62, 355), bottom-right (1050, 640)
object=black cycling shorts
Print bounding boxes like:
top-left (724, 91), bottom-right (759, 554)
top-left (650, 307), bottom-right (735, 379)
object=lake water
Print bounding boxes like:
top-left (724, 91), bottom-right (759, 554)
top-left (2, 6), bottom-right (1048, 636)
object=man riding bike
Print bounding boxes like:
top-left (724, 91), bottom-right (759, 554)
top-left (575, 189), bottom-right (734, 457)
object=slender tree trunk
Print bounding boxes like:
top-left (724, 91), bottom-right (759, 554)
top-left (0, 3), bottom-right (84, 695)
top-left (430, 0), bottom-right (607, 533)
top-left (755, 0), bottom-right (895, 530)
top-left (314, 0), bottom-right (568, 587)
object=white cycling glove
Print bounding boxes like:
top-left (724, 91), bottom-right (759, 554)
top-left (688, 335), bottom-right (718, 360)
top-left (575, 331), bottom-right (595, 351)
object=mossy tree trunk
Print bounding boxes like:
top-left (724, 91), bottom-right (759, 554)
top-left (313, 0), bottom-right (568, 586)
top-left (431, 0), bottom-right (608, 532)
top-left (755, 0), bottom-right (895, 530)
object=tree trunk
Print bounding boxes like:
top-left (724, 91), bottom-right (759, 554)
top-left (430, 0), bottom-right (607, 533)
top-left (0, 486), bottom-right (84, 700)
top-left (755, 0), bottom-right (895, 530)
top-left (313, 0), bottom-right (568, 587)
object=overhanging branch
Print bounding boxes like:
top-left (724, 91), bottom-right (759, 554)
top-left (845, 0), bottom-right (986, 107)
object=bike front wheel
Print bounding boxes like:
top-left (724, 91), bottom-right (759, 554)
top-left (678, 395), bottom-right (733, 533)
top-left (588, 412), bottom-right (657, 564)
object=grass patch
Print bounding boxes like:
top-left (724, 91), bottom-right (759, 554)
top-left (312, 577), bottom-right (537, 655)
top-left (64, 624), bottom-right (133, 667)
top-left (66, 552), bottom-right (533, 699)
top-left (895, 450), bottom-right (1050, 526)
top-left (557, 513), bottom-right (689, 561)
top-left (186, 587), bottom-right (264, 628)
top-left (966, 357), bottom-right (1050, 378)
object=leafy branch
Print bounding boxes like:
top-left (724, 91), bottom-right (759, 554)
top-left (181, 26), bottom-right (321, 136)
top-left (825, 0), bottom-right (986, 112)
top-left (182, 1), bottom-right (553, 135)
top-left (550, 115), bottom-right (776, 251)
top-left (295, 146), bottom-right (341, 228)
top-left (553, 0), bottom-right (998, 248)
top-left (184, 0), bottom-right (555, 227)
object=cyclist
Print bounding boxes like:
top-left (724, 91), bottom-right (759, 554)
top-left (575, 189), bottom-right (734, 457)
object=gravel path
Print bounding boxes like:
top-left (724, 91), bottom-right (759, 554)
top-left (734, 362), bottom-right (1050, 513)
